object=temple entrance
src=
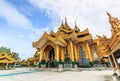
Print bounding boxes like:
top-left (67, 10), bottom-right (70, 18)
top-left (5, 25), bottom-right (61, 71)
top-left (78, 46), bottom-right (90, 67)
top-left (44, 45), bottom-right (56, 68)
top-left (48, 48), bottom-right (56, 68)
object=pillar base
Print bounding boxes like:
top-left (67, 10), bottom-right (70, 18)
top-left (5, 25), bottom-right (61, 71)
top-left (72, 62), bottom-right (78, 68)
top-left (104, 62), bottom-right (110, 67)
top-left (55, 61), bottom-right (60, 67)
top-left (38, 62), bottom-right (41, 68)
top-left (89, 62), bottom-right (94, 67)
top-left (39, 59), bottom-right (46, 68)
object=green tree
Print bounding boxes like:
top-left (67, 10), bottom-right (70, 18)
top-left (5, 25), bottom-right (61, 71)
top-left (11, 52), bottom-right (20, 60)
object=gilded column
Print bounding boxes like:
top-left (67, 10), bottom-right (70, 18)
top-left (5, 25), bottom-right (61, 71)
top-left (86, 42), bottom-right (93, 62)
top-left (77, 46), bottom-right (80, 59)
top-left (61, 47), bottom-right (65, 62)
top-left (70, 41), bottom-right (74, 62)
top-left (39, 48), bottom-right (43, 62)
top-left (46, 51), bottom-right (49, 62)
top-left (74, 44), bottom-right (78, 62)
top-left (56, 45), bottom-right (59, 62)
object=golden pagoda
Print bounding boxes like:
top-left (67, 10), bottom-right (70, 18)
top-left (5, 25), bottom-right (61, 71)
top-left (32, 18), bottom-right (99, 68)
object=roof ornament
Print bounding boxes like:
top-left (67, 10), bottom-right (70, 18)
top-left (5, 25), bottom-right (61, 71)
top-left (96, 35), bottom-right (110, 55)
top-left (61, 19), bottom-right (64, 26)
top-left (75, 21), bottom-right (77, 27)
top-left (74, 21), bottom-right (80, 31)
top-left (107, 12), bottom-right (115, 26)
top-left (65, 17), bottom-right (68, 25)
top-left (107, 12), bottom-right (120, 36)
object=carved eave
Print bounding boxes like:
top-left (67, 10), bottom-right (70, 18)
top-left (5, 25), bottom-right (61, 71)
top-left (50, 30), bottom-right (56, 37)
top-left (58, 27), bottom-right (73, 34)
top-left (0, 52), bottom-right (19, 63)
top-left (54, 37), bottom-right (67, 46)
top-left (0, 59), bottom-right (14, 63)
top-left (109, 34), bottom-right (117, 49)
top-left (63, 31), bottom-right (77, 40)
top-left (62, 28), bottom-right (92, 43)
top-left (96, 35), bottom-right (111, 59)
top-left (76, 28), bottom-right (89, 36)
top-left (33, 32), bottom-right (67, 48)
top-left (99, 51), bottom-right (110, 60)
top-left (76, 34), bottom-right (92, 43)
top-left (0, 56), bottom-right (15, 61)
top-left (109, 35), bottom-right (120, 54)
top-left (74, 24), bottom-right (80, 32)
top-left (32, 32), bottom-right (56, 48)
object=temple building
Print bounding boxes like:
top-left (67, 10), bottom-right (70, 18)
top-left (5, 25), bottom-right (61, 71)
top-left (96, 12), bottom-right (120, 76)
top-left (32, 18), bottom-right (100, 68)
top-left (0, 46), bottom-right (20, 69)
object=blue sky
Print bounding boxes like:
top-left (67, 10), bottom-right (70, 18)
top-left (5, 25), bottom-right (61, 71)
top-left (0, 0), bottom-right (120, 59)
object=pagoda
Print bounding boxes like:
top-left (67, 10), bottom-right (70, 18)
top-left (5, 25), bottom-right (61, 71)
top-left (32, 18), bottom-right (98, 68)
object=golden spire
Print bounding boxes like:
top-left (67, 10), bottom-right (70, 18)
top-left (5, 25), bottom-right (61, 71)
top-left (106, 12), bottom-right (115, 24)
top-left (106, 12), bottom-right (111, 18)
top-left (75, 21), bottom-right (77, 27)
top-left (74, 21), bottom-right (80, 31)
top-left (65, 17), bottom-right (68, 25)
top-left (107, 11), bottom-right (120, 36)
top-left (61, 19), bottom-right (64, 26)
top-left (50, 30), bottom-right (53, 34)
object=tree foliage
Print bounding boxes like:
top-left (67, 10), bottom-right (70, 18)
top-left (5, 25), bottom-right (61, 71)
top-left (11, 52), bottom-right (20, 60)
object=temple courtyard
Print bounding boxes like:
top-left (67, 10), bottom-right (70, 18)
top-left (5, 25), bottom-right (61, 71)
top-left (0, 68), bottom-right (119, 81)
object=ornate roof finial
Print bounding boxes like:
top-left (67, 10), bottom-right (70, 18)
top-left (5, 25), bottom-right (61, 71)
top-left (106, 12), bottom-right (115, 27)
top-left (75, 21), bottom-right (77, 27)
top-left (106, 12), bottom-right (115, 23)
top-left (74, 21), bottom-right (80, 31)
top-left (106, 12), bottom-right (114, 21)
top-left (61, 19), bottom-right (64, 26)
top-left (107, 11), bottom-right (120, 36)
top-left (106, 12), bottom-right (111, 18)
top-left (65, 17), bottom-right (68, 25)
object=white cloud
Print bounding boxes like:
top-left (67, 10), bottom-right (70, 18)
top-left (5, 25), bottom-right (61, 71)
top-left (18, 34), bottom-right (25, 39)
top-left (0, 0), bottom-right (49, 35)
top-left (30, 0), bottom-right (120, 38)
top-left (1, 0), bottom-right (120, 59)
top-left (0, 0), bottom-right (32, 29)
top-left (0, 0), bottom-right (50, 59)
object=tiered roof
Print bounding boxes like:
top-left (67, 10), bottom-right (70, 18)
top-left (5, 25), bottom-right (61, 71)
top-left (0, 52), bottom-right (20, 63)
top-left (0, 47), bottom-right (20, 63)
top-left (33, 18), bottom-right (92, 48)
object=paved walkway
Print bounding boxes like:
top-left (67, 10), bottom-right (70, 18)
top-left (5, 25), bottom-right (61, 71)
top-left (0, 68), bottom-right (119, 81)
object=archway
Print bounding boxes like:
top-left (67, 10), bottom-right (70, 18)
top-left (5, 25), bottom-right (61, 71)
top-left (78, 46), bottom-right (90, 67)
top-left (44, 45), bottom-right (56, 68)
top-left (49, 48), bottom-right (55, 68)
